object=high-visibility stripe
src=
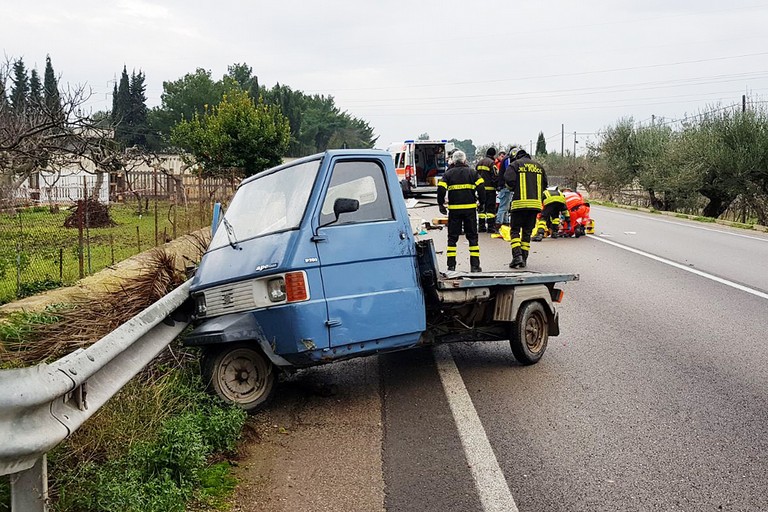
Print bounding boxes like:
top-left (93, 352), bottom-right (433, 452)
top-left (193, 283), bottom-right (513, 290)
top-left (510, 241), bottom-right (521, 249)
top-left (484, 186), bottom-right (495, 191)
top-left (521, 242), bottom-right (530, 250)
top-left (438, 181), bottom-right (448, 188)
top-left (512, 199), bottom-right (542, 209)
top-left (469, 246), bottom-right (480, 251)
top-left (448, 184), bottom-right (475, 190)
top-left (537, 174), bottom-right (542, 200)
top-left (477, 165), bottom-right (491, 171)
top-left (448, 204), bottom-right (477, 209)
top-left (475, 178), bottom-right (484, 186)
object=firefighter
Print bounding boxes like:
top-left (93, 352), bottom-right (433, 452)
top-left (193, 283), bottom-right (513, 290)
top-left (504, 146), bottom-right (547, 268)
top-left (438, 150), bottom-right (485, 272)
top-left (475, 147), bottom-right (498, 233)
top-left (532, 186), bottom-right (570, 241)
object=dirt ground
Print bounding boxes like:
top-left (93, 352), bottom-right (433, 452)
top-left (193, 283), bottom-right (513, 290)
top-left (227, 357), bottom-right (385, 512)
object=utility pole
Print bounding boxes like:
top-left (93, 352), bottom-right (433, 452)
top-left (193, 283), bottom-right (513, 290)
top-left (743, 94), bottom-right (747, 113)
top-left (573, 131), bottom-right (577, 158)
top-left (561, 124), bottom-right (564, 156)
top-left (652, 114), bottom-right (656, 126)
top-left (529, 140), bottom-right (533, 154)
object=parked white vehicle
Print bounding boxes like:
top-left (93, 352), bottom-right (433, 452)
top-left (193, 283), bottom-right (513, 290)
top-left (387, 139), bottom-right (455, 197)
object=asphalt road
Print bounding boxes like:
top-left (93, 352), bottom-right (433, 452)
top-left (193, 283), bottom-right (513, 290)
top-left (242, 203), bottom-right (768, 512)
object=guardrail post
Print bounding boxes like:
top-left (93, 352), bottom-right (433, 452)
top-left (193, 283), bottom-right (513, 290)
top-left (10, 454), bottom-right (48, 511)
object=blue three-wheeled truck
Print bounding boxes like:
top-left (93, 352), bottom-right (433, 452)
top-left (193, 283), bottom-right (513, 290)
top-left (184, 150), bottom-right (578, 411)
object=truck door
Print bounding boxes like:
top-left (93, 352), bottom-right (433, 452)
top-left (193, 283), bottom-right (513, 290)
top-left (314, 157), bottom-right (425, 348)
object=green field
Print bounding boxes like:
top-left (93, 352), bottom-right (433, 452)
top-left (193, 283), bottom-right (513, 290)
top-left (0, 201), bottom-right (213, 304)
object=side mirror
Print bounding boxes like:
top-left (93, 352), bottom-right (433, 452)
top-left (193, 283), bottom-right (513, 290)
top-left (334, 197), bottom-right (359, 220)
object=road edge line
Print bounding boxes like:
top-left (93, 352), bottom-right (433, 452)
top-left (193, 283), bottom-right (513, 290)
top-left (433, 345), bottom-right (519, 512)
top-left (589, 234), bottom-right (768, 300)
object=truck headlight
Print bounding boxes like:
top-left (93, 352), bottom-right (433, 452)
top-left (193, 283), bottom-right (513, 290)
top-left (195, 294), bottom-right (207, 316)
top-left (267, 277), bottom-right (286, 302)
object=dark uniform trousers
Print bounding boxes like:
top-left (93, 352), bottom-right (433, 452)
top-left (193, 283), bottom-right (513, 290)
top-left (447, 209), bottom-right (480, 269)
top-left (536, 202), bottom-right (569, 235)
top-left (511, 209), bottom-right (539, 262)
top-left (479, 189), bottom-right (497, 231)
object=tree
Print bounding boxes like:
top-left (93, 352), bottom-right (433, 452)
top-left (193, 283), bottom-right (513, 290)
top-left (171, 88), bottom-right (290, 178)
top-left (225, 63), bottom-right (259, 100)
top-left (112, 66), bottom-right (131, 143)
top-left (128, 70), bottom-right (149, 148)
top-left (149, 68), bottom-right (224, 144)
top-left (449, 138), bottom-right (476, 159)
top-left (43, 55), bottom-right (60, 112)
top-left (29, 69), bottom-right (42, 108)
top-left (535, 132), bottom-right (547, 156)
top-left (262, 83), bottom-right (305, 156)
top-left (10, 59), bottom-right (29, 112)
top-left (418, 132), bottom-right (430, 140)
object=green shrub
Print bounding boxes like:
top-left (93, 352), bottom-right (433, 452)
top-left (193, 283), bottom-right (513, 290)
top-left (50, 368), bottom-right (247, 512)
top-left (17, 277), bottom-right (64, 298)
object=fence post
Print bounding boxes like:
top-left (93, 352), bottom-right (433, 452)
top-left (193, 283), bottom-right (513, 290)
top-left (154, 168), bottom-right (159, 247)
top-left (10, 454), bottom-right (48, 512)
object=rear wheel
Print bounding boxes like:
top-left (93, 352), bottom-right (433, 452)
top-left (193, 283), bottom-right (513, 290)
top-left (509, 301), bottom-right (549, 364)
top-left (202, 344), bottom-right (276, 412)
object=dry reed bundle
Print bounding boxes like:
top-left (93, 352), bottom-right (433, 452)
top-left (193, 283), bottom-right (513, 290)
top-left (1, 249), bottom-right (188, 366)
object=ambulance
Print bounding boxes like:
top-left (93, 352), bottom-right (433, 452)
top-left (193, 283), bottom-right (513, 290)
top-left (387, 139), bottom-right (455, 197)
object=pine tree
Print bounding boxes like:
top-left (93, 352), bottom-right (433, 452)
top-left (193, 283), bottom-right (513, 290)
top-left (43, 55), bottom-right (61, 112)
top-left (0, 80), bottom-right (7, 109)
top-left (112, 66), bottom-right (131, 144)
top-left (10, 59), bottom-right (30, 112)
top-left (29, 69), bottom-right (43, 107)
top-left (535, 131), bottom-right (548, 156)
top-left (129, 70), bottom-right (149, 147)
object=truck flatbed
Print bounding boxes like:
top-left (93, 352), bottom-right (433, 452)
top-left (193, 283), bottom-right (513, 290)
top-left (438, 270), bottom-right (579, 289)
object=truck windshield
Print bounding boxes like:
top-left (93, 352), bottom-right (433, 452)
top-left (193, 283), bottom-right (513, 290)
top-left (210, 159), bottom-right (321, 250)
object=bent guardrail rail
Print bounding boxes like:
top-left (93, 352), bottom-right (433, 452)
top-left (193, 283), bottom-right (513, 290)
top-left (0, 280), bottom-right (192, 511)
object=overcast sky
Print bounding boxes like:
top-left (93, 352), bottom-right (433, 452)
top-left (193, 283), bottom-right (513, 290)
top-left (5, 0), bottom-right (768, 155)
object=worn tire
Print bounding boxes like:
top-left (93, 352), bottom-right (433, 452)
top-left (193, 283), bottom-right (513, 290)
top-left (509, 301), bottom-right (549, 365)
top-left (201, 344), bottom-right (276, 412)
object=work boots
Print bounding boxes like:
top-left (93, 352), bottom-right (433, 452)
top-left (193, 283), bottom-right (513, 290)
top-left (478, 220), bottom-right (487, 233)
top-left (470, 255), bottom-right (481, 273)
top-left (531, 229), bottom-right (545, 242)
top-left (509, 255), bottom-right (524, 269)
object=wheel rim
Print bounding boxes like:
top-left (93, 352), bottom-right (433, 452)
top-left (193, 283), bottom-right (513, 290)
top-left (217, 348), bottom-right (271, 404)
top-left (524, 310), bottom-right (546, 353)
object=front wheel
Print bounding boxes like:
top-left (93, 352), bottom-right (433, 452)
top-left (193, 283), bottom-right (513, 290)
top-left (509, 301), bottom-right (549, 365)
top-left (202, 344), bottom-right (276, 412)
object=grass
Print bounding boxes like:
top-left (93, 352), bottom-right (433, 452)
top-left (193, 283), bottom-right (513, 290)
top-left (0, 201), bottom-right (212, 305)
top-left (50, 364), bottom-right (248, 512)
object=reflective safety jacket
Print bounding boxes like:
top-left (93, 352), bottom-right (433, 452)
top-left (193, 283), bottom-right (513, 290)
top-left (542, 188), bottom-right (566, 207)
top-left (503, 156), bottom-right (548, 210)
top-left (475, 156), bottom-right (497, 192)
top-left (437, 163), bottom-right (486, 211)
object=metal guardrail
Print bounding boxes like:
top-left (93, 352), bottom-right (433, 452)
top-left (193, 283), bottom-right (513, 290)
top-left (0, 280), bottom-right (192, 511)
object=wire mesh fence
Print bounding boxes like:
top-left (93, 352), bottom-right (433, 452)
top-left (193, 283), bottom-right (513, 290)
top-left (0, 174), bottom-right (236, 305)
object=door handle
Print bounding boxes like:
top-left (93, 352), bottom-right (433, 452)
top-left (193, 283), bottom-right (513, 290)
top-left (311, 234), bottom-right (328, 243)
top-left (399, 232), bottom-right (407, 240)
top-left (325, 318), bottom-right (342, 327)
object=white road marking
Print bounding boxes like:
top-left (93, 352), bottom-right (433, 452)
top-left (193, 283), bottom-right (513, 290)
top-left (433, 345), bottom-right (519, 512)
top-left (590, 235), bottom-right (768, 300)
top-left (594, 206), bottom-right (768, 242)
